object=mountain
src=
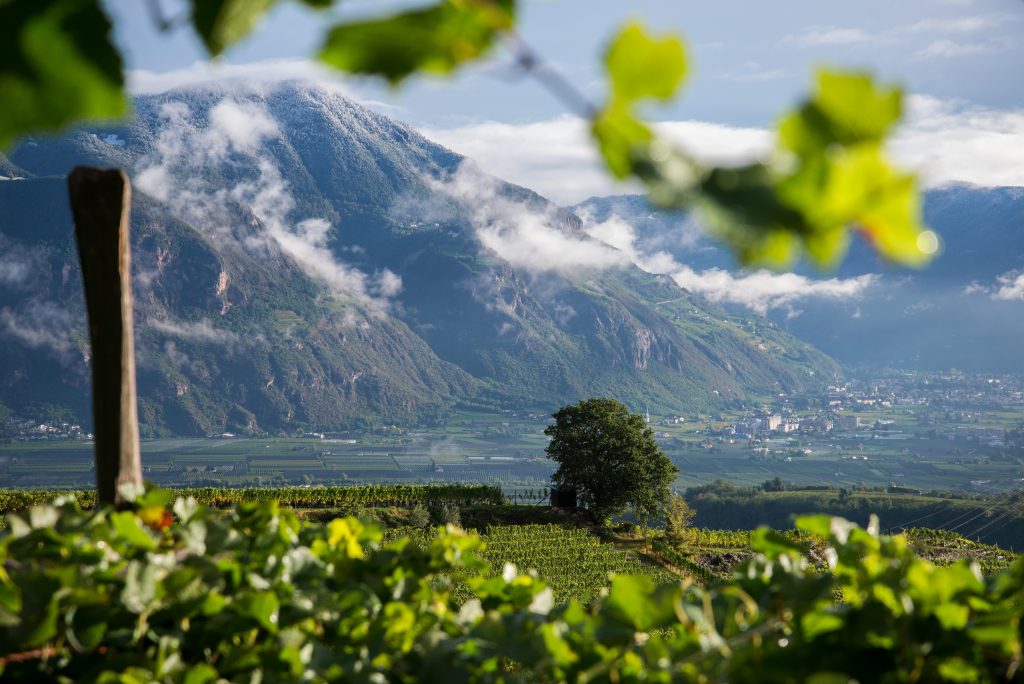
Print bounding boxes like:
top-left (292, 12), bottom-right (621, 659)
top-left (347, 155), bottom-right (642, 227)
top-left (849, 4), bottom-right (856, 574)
top-left (0, 82), bottom-right (838, 435)
top-left (575, 187), bottom-right (1024, 372)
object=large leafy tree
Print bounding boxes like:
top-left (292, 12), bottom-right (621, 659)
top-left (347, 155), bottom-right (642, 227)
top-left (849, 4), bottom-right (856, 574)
top-left (545, 398), bottom-right (677, 523)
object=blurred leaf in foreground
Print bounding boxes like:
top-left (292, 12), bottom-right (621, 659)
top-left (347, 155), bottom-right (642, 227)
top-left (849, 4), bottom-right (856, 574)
top-left (592, 23), bottom-right (936, 270)
top-left (319, 0), bottom-right (517, 85)
top-left (0, 0), bottom-right (126, 148)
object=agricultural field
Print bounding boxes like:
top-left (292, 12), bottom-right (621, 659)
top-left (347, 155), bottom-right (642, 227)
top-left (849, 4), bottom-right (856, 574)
top-left (3, 399), bottom-right (1023, 495)
top-left (1, 482), bottom-right (1016, 604)
top-left (385, 524), bottom-right (673, 604)
top-left (652, 526), bottom-right (1018, 584)
top-left (0, 412), bottom-right (559, 489)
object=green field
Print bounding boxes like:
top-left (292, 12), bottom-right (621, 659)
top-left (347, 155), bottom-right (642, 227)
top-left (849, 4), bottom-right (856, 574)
top-left (385, 523), bottom-right (671, 604)
top-left (3, 403), bottom-right (1022, 495)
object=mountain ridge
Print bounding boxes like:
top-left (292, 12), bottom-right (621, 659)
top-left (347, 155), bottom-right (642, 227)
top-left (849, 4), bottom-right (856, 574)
top-left (0, 82), bottom-right (838, 434)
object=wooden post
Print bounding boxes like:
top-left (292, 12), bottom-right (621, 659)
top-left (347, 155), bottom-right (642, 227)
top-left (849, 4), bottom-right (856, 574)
top-left (68, 167), bottom-right (142, 506)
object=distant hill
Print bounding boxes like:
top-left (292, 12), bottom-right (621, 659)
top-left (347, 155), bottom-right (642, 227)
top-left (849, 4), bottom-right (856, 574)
top-left (0, 82), bottom-right (837, 435)
top-left (576, 186), bottom-right (1024, 372)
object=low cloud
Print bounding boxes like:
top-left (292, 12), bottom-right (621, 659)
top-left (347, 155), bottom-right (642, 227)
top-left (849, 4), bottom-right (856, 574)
top-left (426, 163), bottom-right (628, 274)
top-left (576, 209), bottom-right (879, 315)
top-left (210, 100), bottom-right (279, 153)
top-left (893, 96), bottom-right (1024, 189)
top-left (0, 235), bottom-right (42, 289)
top-left (147, 317), bottom-right (241, 344)
top-left (129, 59), bottom-right (339, 96)
top-left (135, 91), bottom-right (399, 311)
top-left (0, 301), bottom-right (76, 359)
top-left (671, 268), bottom-right (878, 314)
top-left (412, 173), bottom-right (884, 316)
top-left (0, 254), bottom-right (30, 287)
top-left (127, 59), bottom-right (404, 113)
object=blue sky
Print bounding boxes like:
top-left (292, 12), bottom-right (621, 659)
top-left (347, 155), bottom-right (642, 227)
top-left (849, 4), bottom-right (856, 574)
top-left (106, 0), bottom-right (1024, 204)
top-left (110, 0), bottom-right (1023, 127)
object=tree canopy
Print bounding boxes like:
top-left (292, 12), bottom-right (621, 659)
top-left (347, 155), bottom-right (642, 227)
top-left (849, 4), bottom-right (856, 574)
top-left (545, 398), bottom-right (677, 522)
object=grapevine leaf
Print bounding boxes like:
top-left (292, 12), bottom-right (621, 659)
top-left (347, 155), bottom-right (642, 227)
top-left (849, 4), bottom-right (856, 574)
top-left (602, 575), bottom-right (676, 631)
top-left (814, 69), bottom-right (902, 144)
top-left (605, 22), bottom-right (687, 105)
top-left (0, 0), bottom-right (126, 149)
top-left (750, 528), bottom-right (804, 558)
top-left (183, 665), bottom-right (220, 684)
top-left (67, 604), bottom-right (108, 651)
top-left (235, 592), bottom-right (280, 632)
top-left (319, 0), bottom-right (516, 85)
top-left (110, 511), bottom-right (157, 550)
top-left (190, 0), bottom-right (279, 56)
top-left (591, 104), bottom-right (654, 179)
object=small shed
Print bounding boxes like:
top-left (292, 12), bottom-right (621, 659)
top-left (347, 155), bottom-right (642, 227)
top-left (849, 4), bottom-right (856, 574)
top-left (550, 485), bottom-right (578, 509)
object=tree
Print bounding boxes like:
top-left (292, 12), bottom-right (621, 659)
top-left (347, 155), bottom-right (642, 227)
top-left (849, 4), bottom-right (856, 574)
top-left (545, 398), bottom-right (677, 523)
top-left (663, 493), bottom-right (696, 546)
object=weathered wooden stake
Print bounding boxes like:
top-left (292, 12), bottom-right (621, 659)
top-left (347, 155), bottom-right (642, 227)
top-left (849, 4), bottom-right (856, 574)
top-left (68, 167), bottom-right (142, 506)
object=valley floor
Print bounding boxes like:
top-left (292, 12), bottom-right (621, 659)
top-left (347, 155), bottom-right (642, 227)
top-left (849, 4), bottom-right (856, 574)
top-left (3, 397), bottom-right (1024, 495)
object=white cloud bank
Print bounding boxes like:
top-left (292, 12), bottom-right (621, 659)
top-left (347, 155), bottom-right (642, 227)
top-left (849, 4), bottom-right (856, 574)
top-left (423, 96), bottom-right (1024, 205)
top-left (129, 59), bottom-right (338, 96)
top-left (893, 96), bottom-right (1024, 188)
top-left (670, 268), bottom-right (878, 314)
top-left (575, 210), bottom-right (877, 314)
top-left (421, 117), bottom-right (772, 205)
top-left (426, 163), bottom-right (628, 274)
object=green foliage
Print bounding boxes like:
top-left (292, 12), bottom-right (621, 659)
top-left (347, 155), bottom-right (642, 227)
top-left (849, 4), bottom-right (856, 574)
top-left (545, 398), bottom-right (678, 522)
top-left (3, 490), bottom-right (1024, 682)
top-left (390, 523), bottom-right (667, 605)
top-left (319, 0), bottom-right (516, 85)
top-left (684, 484), bottom-right (1024, 552)
top-left (651, 539), bottom-right (721, 586)
top-left (190, 0), bottom-right (280, 56)
top-left (663, 493), bottom-right (695, 546)
top-left (591, 23), bottom-right (935, 269)
top-left (409, 503), bottom-right (432, 529)
top-left (605, 21), bottom-right (687, 105)
top-left (0, 0), bottom-right (126, 149)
